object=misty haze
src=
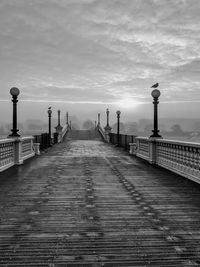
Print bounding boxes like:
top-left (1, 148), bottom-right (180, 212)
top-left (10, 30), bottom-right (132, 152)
top-left (0, 0), bottom-right (200, 142)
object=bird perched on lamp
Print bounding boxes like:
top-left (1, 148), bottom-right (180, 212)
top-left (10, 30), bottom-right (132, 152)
top-left (151, 83), bottom-right (159, 88)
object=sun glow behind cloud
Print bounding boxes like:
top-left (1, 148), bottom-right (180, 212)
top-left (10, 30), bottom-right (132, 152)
top-left (116, 97), bottom-right (143, 109)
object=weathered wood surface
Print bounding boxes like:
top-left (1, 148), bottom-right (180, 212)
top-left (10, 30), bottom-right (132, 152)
top-left (0, 140), bottom-right (200, 266)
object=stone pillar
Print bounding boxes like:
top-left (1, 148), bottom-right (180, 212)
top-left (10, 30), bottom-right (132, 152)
top-left (33, 143), bottom-right (40, 155)
top-left (104, 125), bottom-right (112, 142)
top-left (129, 143), bottom-right (137, 155)
top-left (13, 138), bottom-right (23, 165)
top-left (148, 138), bottom-right (158, 164)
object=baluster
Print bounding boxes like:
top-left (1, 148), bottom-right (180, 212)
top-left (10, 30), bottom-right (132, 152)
top-left (189, 147), bottom-right (195, 175)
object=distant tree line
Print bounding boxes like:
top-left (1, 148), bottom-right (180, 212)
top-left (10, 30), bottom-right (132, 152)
top-left (1, 118), bottom-right (200, 139)
top-left (110, 121), bottom-right (200, 138)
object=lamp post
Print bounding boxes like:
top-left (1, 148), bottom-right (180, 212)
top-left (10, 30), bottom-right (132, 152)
top-left (9, 87), bottom-right (20, 137)
top-left (104, 108), bottom-right (112, 142)
top-left (116, 110), bottom-right (121, 146)
top-left (66, 112), bottom-right (69, 125)
top-left (95, 120), bottom-right (97, 129)
top-left (98, 113), bottom-right (100, 127)
top-left (150, 89), bottom-right (162, 138)
top-left (55, 110), bottom-right (63, 143)
top-left (106, 108), bottom-right (110, 127)
top-left (48, 107), bottom-right (52, 146)
top-left (57, 110), bottom-right (61, 126)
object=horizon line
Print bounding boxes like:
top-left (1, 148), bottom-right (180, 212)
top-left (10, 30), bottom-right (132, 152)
top-left (1, 99), bottom-right (200, 104)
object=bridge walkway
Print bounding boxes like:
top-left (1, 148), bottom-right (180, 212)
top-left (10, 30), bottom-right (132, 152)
top-left (66, 129), bottom-right (103, 141)
top-left (0, 139), bottom-right (200, 266)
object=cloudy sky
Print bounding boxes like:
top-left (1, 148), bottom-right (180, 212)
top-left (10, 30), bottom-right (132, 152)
top-left (0, 0), bottom-right (200, 123)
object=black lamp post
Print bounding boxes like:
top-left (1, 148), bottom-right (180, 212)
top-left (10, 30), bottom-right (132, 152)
top-left (66, 112), bottom-right (69, 125)
top-left (106, 108), bottom-right (110, 127)
top-left (104, 108), bottom-right (112, 142)
top-left (57, 110), bottom-right (61, 126)
top-left (98, 113), bottom-right (100, 127)
top-left (48, 107), bottom-right (52, 146)
top-left (116, 110), bottom-right (121, 146)
top-left (9, 87), bottom-right (20, 137)
top-left (150, 89), bottom-right (162, 138)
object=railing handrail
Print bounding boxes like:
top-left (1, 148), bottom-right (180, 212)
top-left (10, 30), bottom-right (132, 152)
top-left (21, 136), bottom-right (34, 141)
top-left (135, 136), bottom-right (149, 141)
top-left (0, 138), bottom-right (15, 144)
top-left (61, 124), bottom-right (69, 138)
top-left (130, 136), bottom-right (200, 184)
top-left (0, 135), bottom-right (36, 173)
top-left (136, 137), bottom-right (200, 147)
top-left (0, 136), bottom-right (34, 143)
top-left (97, 125), bottom-right (106, 141)
top-left (156, 138), bottom-right (200, 147)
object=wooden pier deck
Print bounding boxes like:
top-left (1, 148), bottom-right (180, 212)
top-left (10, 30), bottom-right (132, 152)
top-left (0, 140), bottom-right (200, 266)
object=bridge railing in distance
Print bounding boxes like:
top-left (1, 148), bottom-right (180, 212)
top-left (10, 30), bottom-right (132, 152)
top-left (0, 137), bottom-right (35, 172)
top-left (110, 133), bottom-right (117, 145)
top-left (97, 125), bottom-right (106, 141)
top-left (109, 133), bottom-right (137, 151)
top-left (121, 134), bottom-right (136, 151)
top-left (33, 125), bottom-right (69, 153)
top-left (33, 133), bottom-right (50, 150)
top-left (60, 124), bottom-right (69, 142)
top-left (53, 132), bottom-right (59, 144)
top-left (130, 137), bottom-right (200, 184)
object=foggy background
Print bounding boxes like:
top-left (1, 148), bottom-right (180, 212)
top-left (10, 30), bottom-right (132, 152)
top-left (0, 0), bottom-right (200, 141)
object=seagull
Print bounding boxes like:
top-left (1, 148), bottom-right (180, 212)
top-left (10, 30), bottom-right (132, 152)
top-left (151, 83), bottom-right (159, 88)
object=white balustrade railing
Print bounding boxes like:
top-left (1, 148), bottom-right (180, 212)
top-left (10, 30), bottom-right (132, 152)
top-left (130, 137), bottom-right (200, 184)
top-left (0, 136), bottom-right (35, 172)
top-left (21, 137), bottom-right (35, 160)
top-left (135, 137), bottom-right (150, 161)
top-left (156, 139), bottom-right (200, 184)
top-left (0, 139), bottom-right (15, 172)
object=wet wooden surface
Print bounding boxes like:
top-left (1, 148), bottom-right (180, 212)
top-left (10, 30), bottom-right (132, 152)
top-left (0, 140), bottom-right (200, 266)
